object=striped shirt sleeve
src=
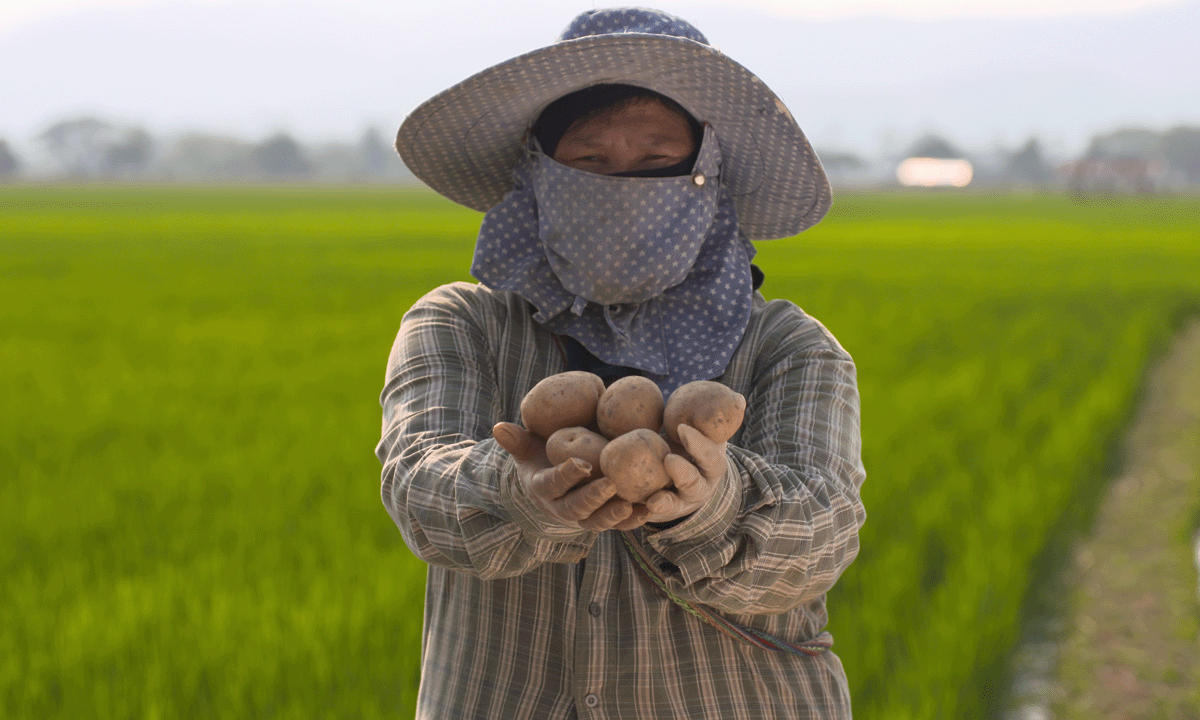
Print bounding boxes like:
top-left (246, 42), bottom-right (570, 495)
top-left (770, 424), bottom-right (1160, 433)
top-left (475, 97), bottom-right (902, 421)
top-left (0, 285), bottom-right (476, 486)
top-left (645, 297), bottom-right (867, 615)
top-left (376, 284), bottom-right (595, 578)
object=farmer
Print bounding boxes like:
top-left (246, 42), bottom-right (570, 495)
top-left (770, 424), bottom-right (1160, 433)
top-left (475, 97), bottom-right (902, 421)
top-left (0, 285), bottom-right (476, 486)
top-left (377, 7), bottom-right (866, 719)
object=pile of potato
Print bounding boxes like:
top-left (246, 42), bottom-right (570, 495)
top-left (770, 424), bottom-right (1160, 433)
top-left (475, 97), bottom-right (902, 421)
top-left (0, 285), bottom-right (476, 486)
top-left (518, 371), bottom-right (747, 503)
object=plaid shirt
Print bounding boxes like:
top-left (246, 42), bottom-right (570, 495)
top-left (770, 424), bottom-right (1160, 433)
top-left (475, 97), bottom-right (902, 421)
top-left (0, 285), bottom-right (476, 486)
top-left (377, 282), bottom-right (866, 719)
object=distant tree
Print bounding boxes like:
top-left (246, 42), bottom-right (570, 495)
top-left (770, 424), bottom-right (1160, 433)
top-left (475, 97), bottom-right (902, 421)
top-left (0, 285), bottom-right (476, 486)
top-left (38, 117), bottom-right (118, 177)
top-left (905, 134), bottom-right (965, 159)
top-left (358, 127), bottom-right (392, 178)
top-left (158, 134), bottom-right (255, 181)
top-left (816, 149), bottom-right (872, 187)
top-left (0, 140), bottom-right (19, 179)
top-left (103, 128), bottom-right (154, 178)
top-left (37, 117), bottom-right (154, 179)
top-left (252, 133), bottom-right (312, 178)
top-left (1004, 138), bottom-right (1053, 185)
top-left (817, 150), bottom-right (865, 172)
top-left (309, 141), bottom-right (360, 181)
top-left (1082, 127), bottom-right (1159, 161)
top-left (1158, 126), bottom-right (1200, 184)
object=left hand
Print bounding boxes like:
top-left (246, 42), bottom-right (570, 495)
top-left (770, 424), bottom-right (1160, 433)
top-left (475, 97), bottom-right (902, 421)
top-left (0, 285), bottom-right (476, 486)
top-left (493, 422), bottom-right (650, 532)
top-left (643, 424), bottom-right (729, 525)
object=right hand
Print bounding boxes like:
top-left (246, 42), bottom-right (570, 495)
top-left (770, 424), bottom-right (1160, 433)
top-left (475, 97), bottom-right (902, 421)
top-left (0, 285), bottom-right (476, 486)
top-left (644, 424), bottom-right (728, 524)
top-left (493, 422), bottom-right (648, 532)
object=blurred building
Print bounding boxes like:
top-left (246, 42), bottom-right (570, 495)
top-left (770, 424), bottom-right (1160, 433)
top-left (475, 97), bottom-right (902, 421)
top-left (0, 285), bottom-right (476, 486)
top-left (1067, 126), bottom-right (1200, 194)
top-left (897, 135), bottom-right (973, 188)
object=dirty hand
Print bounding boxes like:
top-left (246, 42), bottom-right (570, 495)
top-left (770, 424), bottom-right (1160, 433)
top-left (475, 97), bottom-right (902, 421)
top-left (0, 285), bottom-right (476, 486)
top-left (644, 424), bottom-right (729, 525)
top-left (493, 422), bottom-right (649, 532)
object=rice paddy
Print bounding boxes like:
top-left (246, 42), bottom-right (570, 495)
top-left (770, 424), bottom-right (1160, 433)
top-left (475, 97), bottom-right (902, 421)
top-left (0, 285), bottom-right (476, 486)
top-left (2, 184), bottom-right (1197, 718)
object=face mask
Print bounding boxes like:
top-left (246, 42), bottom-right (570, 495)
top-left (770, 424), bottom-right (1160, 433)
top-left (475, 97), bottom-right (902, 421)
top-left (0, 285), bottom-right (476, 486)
top-left (470, 123), bottom-right (755, 392)
top-left (530, 125), bottom-right (720, 307)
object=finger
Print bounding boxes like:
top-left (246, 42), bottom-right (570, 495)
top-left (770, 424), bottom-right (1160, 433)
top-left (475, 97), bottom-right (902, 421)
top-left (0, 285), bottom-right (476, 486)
top-left (531, 458), bottom-right (595, 501)
top-left (494, 422), bottom-right (545, 461)
top-left (612, 504), bottom-right (649, 531)
top-left (547, 474), bottom-right (618, 521)
top-left (666, 437), bottom-right (694, 463)
top-left (644, 487), bottom-right (684, 518)
top-left (663, 454), bottom-right (705, 502)
top-left (677, 424), bottom-right (727, 479)
top-left (579, 497), bottom-right (634, 532)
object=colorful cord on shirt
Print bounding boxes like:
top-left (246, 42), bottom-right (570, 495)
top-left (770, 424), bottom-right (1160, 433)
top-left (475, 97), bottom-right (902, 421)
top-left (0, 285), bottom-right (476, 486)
top-left (619, 531), bottom-right (833, 657)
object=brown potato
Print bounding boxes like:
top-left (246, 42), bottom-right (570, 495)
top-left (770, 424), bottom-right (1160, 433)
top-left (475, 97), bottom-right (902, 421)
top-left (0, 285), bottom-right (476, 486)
top-left (519, 371), bottom-right (606, 439)
top-left (598, 428), bottom-right (672, 503)
top-left (662, 380), bottom-right (746, 445)
top-left (595, 375), bottom-right (664, 439)
top-left (545, 426), bottom-right (609, 479)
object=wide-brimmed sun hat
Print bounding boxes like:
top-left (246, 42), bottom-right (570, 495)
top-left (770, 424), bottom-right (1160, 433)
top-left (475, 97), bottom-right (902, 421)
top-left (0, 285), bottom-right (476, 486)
top-left (396, 6), bottom-right (831, 241)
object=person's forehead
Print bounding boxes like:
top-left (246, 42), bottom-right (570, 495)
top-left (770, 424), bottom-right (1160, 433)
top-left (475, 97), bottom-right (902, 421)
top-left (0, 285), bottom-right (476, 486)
top-left (561, 101), bottom-right (692, 142)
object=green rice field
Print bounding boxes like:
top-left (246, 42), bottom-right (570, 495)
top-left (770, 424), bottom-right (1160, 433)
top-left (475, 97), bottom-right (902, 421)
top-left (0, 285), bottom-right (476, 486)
top-left (2, 184), bottom-right (1198, 719)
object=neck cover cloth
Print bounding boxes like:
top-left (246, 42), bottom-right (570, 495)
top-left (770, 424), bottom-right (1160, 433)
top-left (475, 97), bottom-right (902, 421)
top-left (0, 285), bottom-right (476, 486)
top-left (471, 124), bottom-right (755, 394)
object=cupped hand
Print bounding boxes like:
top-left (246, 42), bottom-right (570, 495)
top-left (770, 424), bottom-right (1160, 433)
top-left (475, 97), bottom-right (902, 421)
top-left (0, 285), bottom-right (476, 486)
top-left (493, 422), bottom-right (648, 532)
top-left (643, 424), bottom-right (729, 525)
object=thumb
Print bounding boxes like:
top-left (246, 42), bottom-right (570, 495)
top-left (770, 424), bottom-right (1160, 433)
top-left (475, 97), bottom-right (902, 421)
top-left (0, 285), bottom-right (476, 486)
top-left (677, 424), bottom-right (727, 480)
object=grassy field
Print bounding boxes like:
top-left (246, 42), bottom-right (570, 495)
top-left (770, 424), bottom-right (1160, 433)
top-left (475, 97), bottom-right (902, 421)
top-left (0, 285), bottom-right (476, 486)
top-left (2, 185), bottom-right (1198, 719)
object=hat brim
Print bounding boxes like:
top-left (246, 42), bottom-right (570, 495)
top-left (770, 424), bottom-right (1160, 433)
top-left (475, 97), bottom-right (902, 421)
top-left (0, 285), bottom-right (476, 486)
top-left (397, 33), bottom-right (830, 240)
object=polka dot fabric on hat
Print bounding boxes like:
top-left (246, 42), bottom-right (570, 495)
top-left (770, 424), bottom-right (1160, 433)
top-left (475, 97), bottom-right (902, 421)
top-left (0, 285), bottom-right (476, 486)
top-left (557, 7), bottom-right (710, 44)
top-left (471, 126), bottom-right (754, 394)
top-left (397, 7), bottom-right (832, 241)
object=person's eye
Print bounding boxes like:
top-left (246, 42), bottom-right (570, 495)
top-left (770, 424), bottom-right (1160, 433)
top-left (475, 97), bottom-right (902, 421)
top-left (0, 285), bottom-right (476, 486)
top-left (643, 154), bottom-right (679, 165)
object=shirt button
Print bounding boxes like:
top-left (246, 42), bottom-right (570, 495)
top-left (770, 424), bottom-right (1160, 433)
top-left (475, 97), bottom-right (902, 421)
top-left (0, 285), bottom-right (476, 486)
top-left (588, 602), bottom-right (601, 617)
top-left (691, 171), bottom-right (706, 186)
top-left (585, 694), bottom-right (600, 708)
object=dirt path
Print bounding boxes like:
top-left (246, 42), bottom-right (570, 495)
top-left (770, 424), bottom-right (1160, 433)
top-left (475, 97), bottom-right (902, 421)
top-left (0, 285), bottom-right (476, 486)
top-left (1006, 319), bottom-right (1200, 719)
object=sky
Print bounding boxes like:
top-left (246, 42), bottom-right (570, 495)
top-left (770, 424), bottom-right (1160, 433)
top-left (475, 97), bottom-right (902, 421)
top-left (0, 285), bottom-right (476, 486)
top-left (3, 0), bottom-right (1196, 162)
top-left (1, 0), bottom-right (1186, 31)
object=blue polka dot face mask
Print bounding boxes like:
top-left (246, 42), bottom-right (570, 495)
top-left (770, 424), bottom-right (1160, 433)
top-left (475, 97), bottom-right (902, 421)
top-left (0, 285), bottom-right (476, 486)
top-left (531, 133), bottom-right (717, 307)
top-left (471, 124), bottom-right (756, 393)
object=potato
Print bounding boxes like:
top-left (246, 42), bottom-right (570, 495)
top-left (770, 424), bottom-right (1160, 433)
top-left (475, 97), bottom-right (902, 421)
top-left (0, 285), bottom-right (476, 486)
top-left (662, 380), bottom-right (746, 445)
top-left (545, 426), bottom-right (609, 478)
top-left (598, 428), bottom-right (672, 503)
top-left (519, 371), bottom-right (606, 439)
top-left (595, 375), bottom-right (664, 439)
